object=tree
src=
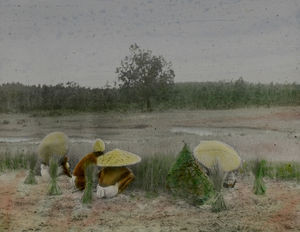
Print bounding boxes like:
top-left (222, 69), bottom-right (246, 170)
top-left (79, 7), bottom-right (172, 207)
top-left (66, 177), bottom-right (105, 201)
top-left (116, 44), bottom-right (175, 110)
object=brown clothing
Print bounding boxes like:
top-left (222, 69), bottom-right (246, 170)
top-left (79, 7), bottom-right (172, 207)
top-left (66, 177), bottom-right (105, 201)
top-left (98, 167), bottom-right (135, 193)
top-left (73, 153), bottom-right (135, 192)
top-left (73, 152), bottom-right (98, 190)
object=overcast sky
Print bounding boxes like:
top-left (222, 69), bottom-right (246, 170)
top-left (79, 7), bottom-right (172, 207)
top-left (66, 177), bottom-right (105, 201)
top-left (0, 0), bottom-right (299, 87)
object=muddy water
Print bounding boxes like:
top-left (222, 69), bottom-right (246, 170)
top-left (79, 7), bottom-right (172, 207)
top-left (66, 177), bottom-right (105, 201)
top-left (171, 126), bottom-right (287, 137)
top-left (1, 107), bottom-right (300, 163)
top-left (170, 126), bottom-right (300, 162)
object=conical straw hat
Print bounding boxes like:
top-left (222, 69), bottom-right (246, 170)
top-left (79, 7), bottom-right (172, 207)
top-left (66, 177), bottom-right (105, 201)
top-left (97, 149), bottom-right (141, 167)
top-left (38, 132), bottom-right (69, 164)
top-left (193, 140), bottom-right (241, 172)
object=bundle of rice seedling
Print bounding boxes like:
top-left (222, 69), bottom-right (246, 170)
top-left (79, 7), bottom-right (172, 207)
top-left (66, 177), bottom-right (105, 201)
top-left (166, 144), bottom-right (214, 205)
top-left (24, 154), bottom-right (37, 185)
top-left (252, 159), bottom-right (266, 195)
top-left (48, 157), bottom-right (62, 195)
top-left (210, 161), bottom-right (227, 212)
top-left (82, 164), bottom-right (95, 204)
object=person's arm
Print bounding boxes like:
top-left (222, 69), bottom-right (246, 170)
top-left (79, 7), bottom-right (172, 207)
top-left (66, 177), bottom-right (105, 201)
top-left (62, 157), bottom-right (72, 177)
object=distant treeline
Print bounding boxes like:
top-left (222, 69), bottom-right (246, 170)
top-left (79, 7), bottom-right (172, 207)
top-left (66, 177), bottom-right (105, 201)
top-left (0, 79), bottom-right (299, 113)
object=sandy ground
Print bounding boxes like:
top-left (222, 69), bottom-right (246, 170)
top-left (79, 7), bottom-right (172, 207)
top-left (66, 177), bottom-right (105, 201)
top-left (0, 170), bottom-right (299, 232)
top-left (0, 106), bottom-right (300, 164)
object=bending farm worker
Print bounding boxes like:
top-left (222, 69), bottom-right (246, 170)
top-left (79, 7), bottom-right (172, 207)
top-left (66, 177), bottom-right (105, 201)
top-left (96, 149), bottom-right (141, 198)
top-left (72, 139), bottom-right (105, 190)
top-left (38, 132), bottom-right (72, 179)
top-left (193, 140), bottom-right (241, 188)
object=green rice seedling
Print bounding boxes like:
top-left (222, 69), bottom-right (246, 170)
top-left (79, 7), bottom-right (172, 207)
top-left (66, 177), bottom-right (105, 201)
top-left (4, 154), bottom-right (11, 169)
top-left (252, 159), bottom-right (267, 195)
top-left (275, 162), bottom-right (300, 180)
top-left (24, 154), bottom-right (37, 185)
top-left (130, 153), bottom-right (176, 193)
top-left (20, 154), bottom-right (29, 169)
top-left (167, 144), bottom-right (214, 205)
top-left (48, 156), bottom-right (62, 195)
top-left (0, 157), bottom-right (4, 172)
top-left (82, 164), bottom-right (95, 204)
top-left (210, 161), bottom-right (227, 212)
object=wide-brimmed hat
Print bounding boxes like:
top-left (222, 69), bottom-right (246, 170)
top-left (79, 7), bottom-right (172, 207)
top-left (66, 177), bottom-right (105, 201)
top-left (193, 140), bottom-right (241, 172)
top-left (97, 149), bottom-right (141, 167)
top-left (38, 132), bottom-right (69, 164)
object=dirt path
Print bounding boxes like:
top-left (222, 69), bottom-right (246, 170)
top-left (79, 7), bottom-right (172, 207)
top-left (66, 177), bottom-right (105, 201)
top-left (267, 184), bottom-right (300, 231)
top-left (0, 170), bottom-right (27, 231)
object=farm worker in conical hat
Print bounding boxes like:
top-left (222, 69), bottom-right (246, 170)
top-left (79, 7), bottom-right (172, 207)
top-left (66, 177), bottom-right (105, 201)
top-left (96, 149), bottom-right (141, 198)
top-left (38, 132), bottom-right (72, 179)
top-left (72, 139), bottom-right (106, 190)
top-left (193, 140), bottom-right (241, 188)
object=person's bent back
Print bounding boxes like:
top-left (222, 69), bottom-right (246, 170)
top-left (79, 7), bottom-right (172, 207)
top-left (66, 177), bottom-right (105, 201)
top-left (72, 139), bottom-right (105, 190)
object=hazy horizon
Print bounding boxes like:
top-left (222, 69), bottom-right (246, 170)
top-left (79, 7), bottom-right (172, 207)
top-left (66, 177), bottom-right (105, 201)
top-left (0, 0), bottom-right (299, 88)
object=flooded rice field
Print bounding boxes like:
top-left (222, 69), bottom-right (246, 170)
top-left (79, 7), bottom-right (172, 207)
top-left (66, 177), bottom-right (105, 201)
top-left (1, 106), bottom-right (300, 163)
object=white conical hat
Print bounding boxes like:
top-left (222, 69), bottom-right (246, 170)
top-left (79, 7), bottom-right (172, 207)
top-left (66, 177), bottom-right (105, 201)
top-left (193, 140), bottom-right (241, 172)
top-left (38, 132), bottom-right (69, 164)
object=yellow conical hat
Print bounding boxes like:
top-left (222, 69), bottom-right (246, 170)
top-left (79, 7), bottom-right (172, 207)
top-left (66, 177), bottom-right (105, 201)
top-left (193, 140), bottom-right (241, 172)
top-left (38, 132), bottom-right (69, 164)
top-left (97, 149), bottom-right (141, 167)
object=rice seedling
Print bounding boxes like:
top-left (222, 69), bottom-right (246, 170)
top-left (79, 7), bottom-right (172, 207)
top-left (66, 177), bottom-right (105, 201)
top-left (209, 161), bottom-right (227, 212)
top-left (240, 160), bottom-right (300, 182)
top-left (82, 164), bottom-right (95, 204)
top-left (4, 154), bottom-right (11, 169)
top-left (130, 152), bottom-right (176, 193)
top-left (167, 144), bottom-right (214, 205)
top-left (24, 154), bottom-right (37, 185)
top-left (275, 162), bottom-right (300, 181)
top-left (48, 156), bottom-right (62, 195)
top-left (252, 159), bottom-right (267, 195)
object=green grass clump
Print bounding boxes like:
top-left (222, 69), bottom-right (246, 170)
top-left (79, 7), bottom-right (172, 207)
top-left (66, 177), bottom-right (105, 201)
top-left (24, 154), bottom-right (37, 185)
top-left (275, 163), bottom-right (300, 180)
top-left (82, 164), bottom-right (95, 204)
top-left (130, 153), bottom-right (176, 193)
top-left (252, 159), bottom-right (267, 195)
top-left (166, 144), bottom-right (214, 205)
top-left (0, 153), bottom-right (29, 172)
top-left (48, 157), bottom-right (62, 195)
top-left (240, 160), bottom-right (300, 182)
top-left (210, 162), bottom-right (227, 212)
